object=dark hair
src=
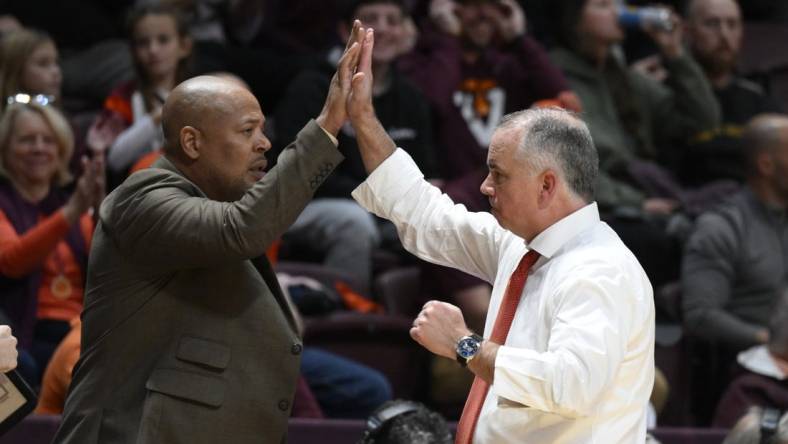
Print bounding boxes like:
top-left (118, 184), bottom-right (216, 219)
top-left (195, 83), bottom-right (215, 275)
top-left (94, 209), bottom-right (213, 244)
top-left (357, 400), bottom-right (453, 444)
top-left (126, 3), bottom-right (194, 112)
top-left (341, 0), bottom-right (408, 25)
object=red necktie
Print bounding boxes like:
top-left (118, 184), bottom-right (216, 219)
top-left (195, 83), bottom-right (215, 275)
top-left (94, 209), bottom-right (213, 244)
top-left (455, 250), bottom-right (541, 444)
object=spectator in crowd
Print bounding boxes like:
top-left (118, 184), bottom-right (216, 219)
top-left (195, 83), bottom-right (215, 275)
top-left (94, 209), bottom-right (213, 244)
top-left (547, 0), bottom-right (726, 214)
top-left (546, 0), bottom-right (733, 288)
top-left (400, 0), bottom-right (579, 188)
top-left (0, 325), bottom-right (18, 373)
top-left (0, 102), bottom-right (104, 383)
top-left (357, 400), bottom-right (453, 444)
top-left (683, 113), bottom-right (788, 351)
top-left (722, 406), bottom-right (788, 444)
top-left (0, 1), bottom-right (134, 109)
top-left (274, 0), bottom-right (437, 291)
top-left (0, 29), bottom-right (62, 114)
top-left (0, 28), bottom-right (104, 176)
top-left (87, 3), bottom-right (193, 179)
top-left (681, 0), bottom-right (783, 186)
top-left (147, 0), bottom-right (318, 114)
top-left (713, 290), bottom-right (788, 428)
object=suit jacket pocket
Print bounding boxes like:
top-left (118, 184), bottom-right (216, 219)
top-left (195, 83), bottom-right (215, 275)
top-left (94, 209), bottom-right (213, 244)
top-left (145, 368), bottom-right (226, 407)
top-left (176, 335), bottom-right (231, 370)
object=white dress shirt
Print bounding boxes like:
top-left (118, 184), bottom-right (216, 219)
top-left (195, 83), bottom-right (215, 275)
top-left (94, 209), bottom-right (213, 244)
top-left (353, 149), bottom-right (655, 444)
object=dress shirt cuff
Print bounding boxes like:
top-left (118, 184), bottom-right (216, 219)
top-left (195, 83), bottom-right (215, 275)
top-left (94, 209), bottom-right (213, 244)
top-left (318, 124), bottom-right (339, 146)
top-left (493, 345), bottom-right (554, 412)
top-left (351, 148), bottom-right (423, 216)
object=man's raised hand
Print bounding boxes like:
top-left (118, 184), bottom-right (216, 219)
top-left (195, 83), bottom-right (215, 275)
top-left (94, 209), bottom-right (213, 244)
top-left (317, 20), bottom-right (365, 136)
top-left (347, 28), bottom-right (375, 123)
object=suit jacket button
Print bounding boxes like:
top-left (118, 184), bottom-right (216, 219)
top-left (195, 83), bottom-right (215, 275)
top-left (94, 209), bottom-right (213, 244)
top-left (291, 343), bottom-right (303, 355)
top-left (278, 399), bottom-right (290, 411)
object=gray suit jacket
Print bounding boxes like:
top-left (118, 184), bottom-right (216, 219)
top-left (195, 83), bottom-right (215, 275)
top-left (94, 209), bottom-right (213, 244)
top-left (54, 120), bottom-right (343, 444)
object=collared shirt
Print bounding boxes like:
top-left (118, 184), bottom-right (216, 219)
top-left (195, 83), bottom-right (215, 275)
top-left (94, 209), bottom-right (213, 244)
top-left (353, 149), bottom-right (655, 444)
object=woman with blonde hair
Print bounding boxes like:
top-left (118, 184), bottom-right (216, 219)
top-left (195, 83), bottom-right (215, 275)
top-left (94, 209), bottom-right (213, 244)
top-left (0, 28), bottom-right (62, 113)
top-left (0, 101), bottom-right (102, 382)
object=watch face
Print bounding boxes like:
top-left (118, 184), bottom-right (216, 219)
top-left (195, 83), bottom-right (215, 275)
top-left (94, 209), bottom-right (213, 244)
top-left (457, 336), bottom-right (481, 359)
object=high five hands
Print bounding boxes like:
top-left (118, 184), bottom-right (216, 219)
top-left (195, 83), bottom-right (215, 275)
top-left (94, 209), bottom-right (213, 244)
top-left (317, 20), bottom-right (375, 137)
top-left (319, 19), bottom-right (394, 173)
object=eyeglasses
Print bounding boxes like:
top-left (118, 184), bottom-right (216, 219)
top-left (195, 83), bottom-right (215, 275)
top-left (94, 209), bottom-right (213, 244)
top-left (6, 93), bottom-right (56, 107)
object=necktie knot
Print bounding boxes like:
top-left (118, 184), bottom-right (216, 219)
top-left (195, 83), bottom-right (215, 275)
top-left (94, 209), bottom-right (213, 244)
top-left (517, 250), bottom-right (540, 277)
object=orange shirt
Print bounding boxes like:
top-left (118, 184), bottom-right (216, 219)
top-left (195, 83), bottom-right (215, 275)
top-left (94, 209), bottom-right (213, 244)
top-left (35, 318), bottom-right (81, 415)
top-left (0, 209), bottom-right (93, 321)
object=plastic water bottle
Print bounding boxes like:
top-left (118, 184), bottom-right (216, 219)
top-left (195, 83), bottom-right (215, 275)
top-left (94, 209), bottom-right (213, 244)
top-left (618, 6), bottom-right (673, 32)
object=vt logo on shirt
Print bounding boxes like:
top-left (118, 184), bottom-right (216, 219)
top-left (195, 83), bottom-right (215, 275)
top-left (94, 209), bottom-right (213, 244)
top-left (453, 78), bottom-right (506, 147)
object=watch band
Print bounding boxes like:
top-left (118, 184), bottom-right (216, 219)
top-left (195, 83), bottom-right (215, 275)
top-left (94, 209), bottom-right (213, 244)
top-left (456, 333), bottom-right (484, 367)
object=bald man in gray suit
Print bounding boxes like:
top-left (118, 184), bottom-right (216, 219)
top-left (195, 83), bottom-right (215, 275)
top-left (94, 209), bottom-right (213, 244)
top-left (54, 22), bottom-right (370, 444)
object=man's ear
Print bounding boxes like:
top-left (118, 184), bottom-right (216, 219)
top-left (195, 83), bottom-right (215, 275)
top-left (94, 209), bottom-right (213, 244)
top-left (180, 126), bottom-right (201, 161)
top-left (537, 169), bottom-right (558, 209)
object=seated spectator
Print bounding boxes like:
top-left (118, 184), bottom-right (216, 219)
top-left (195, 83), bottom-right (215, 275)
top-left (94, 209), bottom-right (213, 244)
top-left (547, 0), bottom-right (733, 212)
top-left (722, 406), bottom-right (788, 444)
top-left (0, 102), bottom-right (103, 383)
top-left (0, 28), bottom-right (62, 114)
top-left (681, 0), bottom-right (783, 185)
top-left (546, 0), bottom-right (736, 288)
top-left (274, 0), bottom-right (438, 291)
top-left (713, 290), bottom-right (788, 428)
top-left (683, 114), bottom-right (788, 352)
top-left (357, 400), bottom-right (453, 444)
top-left (87, 3), bottom-right (193, 180)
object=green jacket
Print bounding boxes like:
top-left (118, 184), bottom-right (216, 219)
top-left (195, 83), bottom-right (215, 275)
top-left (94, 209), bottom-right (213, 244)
top-left (550, 47), bottom-right (720, 209)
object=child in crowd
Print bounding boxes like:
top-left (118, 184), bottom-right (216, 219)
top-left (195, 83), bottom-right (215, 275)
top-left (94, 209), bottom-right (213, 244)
top-left (0, 28), bottom-right (62, 114)
top-left (87, 3), bottom-right (193, 179)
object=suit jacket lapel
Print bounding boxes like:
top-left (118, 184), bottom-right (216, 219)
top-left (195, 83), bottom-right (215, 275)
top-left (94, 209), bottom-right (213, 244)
top-left (152, 155), bottom-right (300, 336)
top-left (251, 255), bottom-right (299, 336)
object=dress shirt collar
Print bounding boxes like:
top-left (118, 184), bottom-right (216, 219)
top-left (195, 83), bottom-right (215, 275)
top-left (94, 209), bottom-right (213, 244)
top-left (527, 202), bottom-right (600, 259)
top-left (737, 345), bottom-right (787, 380)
